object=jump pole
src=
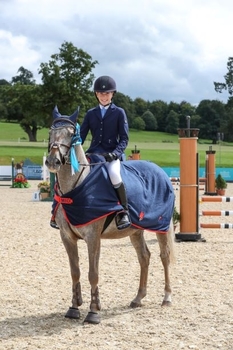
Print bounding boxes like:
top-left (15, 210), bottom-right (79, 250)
top-left (175, 118), bottom-right (203, 242)
top-left (202, 210), bottom-right (233, 216)
top-left (200, 199), bottom-right (233, 229)
top-left (200, 223), bottom-right (233, 229)
top-left (201, 196), bottom-right (233, 202)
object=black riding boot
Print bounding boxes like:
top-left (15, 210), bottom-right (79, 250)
top-left (115, 183), bottom-right (131, 230)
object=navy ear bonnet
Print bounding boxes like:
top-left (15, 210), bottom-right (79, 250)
top-left (52, 105), bottom-right (80, 129)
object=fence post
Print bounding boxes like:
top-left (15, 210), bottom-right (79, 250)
top-left (204, 147), bottom-right (217, 195)
top-left (175, 119), bottom-right (203, 241)
top-left (11, 158), bottom-right (14, 187)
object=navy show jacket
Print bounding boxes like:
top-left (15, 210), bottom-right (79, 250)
top-left (80, 103), bottom-right (129, 158)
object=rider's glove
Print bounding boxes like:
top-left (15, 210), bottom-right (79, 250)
top-left (103, 153), bottom-right (118, 162)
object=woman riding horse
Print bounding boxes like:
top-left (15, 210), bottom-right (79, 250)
top-left (80, 75), bottom-right (131, 230)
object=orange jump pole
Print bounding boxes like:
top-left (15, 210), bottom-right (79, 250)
top-left (201, 196), bottom-right (233, 202)
top-left (202, 210), bottom-right (233, 216)
top-left (175, 121), bottom-right (202, 241)
top-left (200, 223), bottom-right (233, 229)
top-left (204, 147), bottom-right (217, 195)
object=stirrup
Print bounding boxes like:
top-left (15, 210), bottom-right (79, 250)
top-left (115, 210), bottom-right (131, 230)
top-left (50, 219), bottom-right (59, 230)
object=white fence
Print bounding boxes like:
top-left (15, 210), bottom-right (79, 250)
top-left (0, 165), bottom-right (49, 181)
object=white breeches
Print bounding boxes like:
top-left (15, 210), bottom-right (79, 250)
top-left (105, 159), bottom-right (122, 188)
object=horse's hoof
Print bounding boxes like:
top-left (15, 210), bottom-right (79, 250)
top-left (130, 300), bottom-right (142, 308)
top-left (161, 300), bottom-right (172, 307)
top-left (65, 307), bottom-right (80, 319)
top-left (83, 311), bottom-right (100, 324)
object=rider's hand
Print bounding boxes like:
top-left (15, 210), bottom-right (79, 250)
top-left (103, 153), bottom-right (118, 162)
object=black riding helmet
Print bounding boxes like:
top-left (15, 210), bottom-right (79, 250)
top-left (94, 76), bottom-right (117, 93)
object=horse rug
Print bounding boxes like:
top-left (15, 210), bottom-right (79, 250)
top-left (54, 160), bottom-right (175, 233)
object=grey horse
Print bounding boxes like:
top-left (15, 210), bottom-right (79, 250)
top-left (45, 107), bottom-right (176, 324)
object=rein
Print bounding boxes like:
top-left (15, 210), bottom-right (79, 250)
top-left (78, 158), bottom-right (106, 166)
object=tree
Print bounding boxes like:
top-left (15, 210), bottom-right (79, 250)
top-left (11, 66), bottom-right (36, 85)
top-left (3, 83), bottom-right (44, 141)
top-left (0, 43), bottom-right (99, 141)
top-left (224, 108), bottom-right (233, 142)
top-left (142, 110), bottom-right (157, 131)
top-left (165, 110), bottom-right (179, 134)
top-left (0, 102), bottom-right (7, 120)
top-left (39, 41), bottom-right (98, 119)
top-left (132, 117), bottom-right (145, 130)
top-left (0, 79), bottom-right (10, 86)
top-left (179, 101), bottom-right (196, 128)
top-left (0, 67), bottom-right (46, 141)
top-left (113, 92), bottom-right (135, 127)
top-left (196, 100), bottom-right (227, 143)
top-left (149, 100), bottom-right (168, 132)
top-left (134, 97), bottom-right (148, 116)
top-left (214, 57), bottom-right (233, 96)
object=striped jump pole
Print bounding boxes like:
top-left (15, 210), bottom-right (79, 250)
top-left (200, 223), bottom-right (233, 229)
top-left (202, 210), bottom-right (233, 216)
top-left (201, 207), bottom-right (233, 229)
top-left (201, 196), bottom-right (233, 202)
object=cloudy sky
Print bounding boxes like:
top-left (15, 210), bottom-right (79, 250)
top-left (0, 0), bottom-right (232, 105)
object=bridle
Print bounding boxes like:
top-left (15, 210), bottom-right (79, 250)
top-left (48, 118), bottom-right (106, 194)
top-left (48, 118), bottom-right (106, 168)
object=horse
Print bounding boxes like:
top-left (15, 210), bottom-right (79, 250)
top-left (45, 106), bottom-right (176, 324)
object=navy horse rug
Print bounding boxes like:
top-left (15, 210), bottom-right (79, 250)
top-left (53, 160), bottom-right (175, 233)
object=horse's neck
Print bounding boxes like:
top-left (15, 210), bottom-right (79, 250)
top-left (57, 145), bottom-right (90, 194)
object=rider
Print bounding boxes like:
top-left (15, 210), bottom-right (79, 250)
top-left (80, 75), bottom-right (131, 230)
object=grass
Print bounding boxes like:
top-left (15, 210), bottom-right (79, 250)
top-left (0, 122), bottom-right (49, 142)
top-left (0, 122), bottom-right (232, 167)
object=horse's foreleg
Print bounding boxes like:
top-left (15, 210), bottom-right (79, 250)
top-left (83, 235), bottom-right (101, 324)
top-left (60, 232), bottom-right (82, 319)
top-left (157, 232), bottom-right (172, 306)
top-left (129, 231), bottom-right (151, 308)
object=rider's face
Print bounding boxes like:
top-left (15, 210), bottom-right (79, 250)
top-left (96, 92), bottom-right (114, 106)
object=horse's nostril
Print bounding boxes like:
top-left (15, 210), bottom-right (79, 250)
top-left (45, 157), bottom-right (61, 167)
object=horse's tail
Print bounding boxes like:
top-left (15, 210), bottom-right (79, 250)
top-left (167, 218), bottom-right (176, 264)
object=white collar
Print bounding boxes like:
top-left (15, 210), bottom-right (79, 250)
top-left (99, 104), bottom-right (110, 109)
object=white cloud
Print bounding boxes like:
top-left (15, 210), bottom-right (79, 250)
top-left (0, 0), bottom-right (232, 104)
top-left (0, 30), bottom-right (40, 78)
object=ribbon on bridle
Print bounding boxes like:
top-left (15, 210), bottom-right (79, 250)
top-left (70, 124), bottom-right (82, 175)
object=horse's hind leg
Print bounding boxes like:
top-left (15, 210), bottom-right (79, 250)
top-left (129, 230), bottom-right (151, 308)
top-left (60, 232), bottom-right (83, 319)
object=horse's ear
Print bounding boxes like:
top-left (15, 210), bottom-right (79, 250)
top-left (70, 107), bottom-right (80, 124)
top-left (53, 105), bottom-right (61, 120)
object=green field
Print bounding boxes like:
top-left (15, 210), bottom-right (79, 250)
top-left (0, 122), bottom-right (232, 167)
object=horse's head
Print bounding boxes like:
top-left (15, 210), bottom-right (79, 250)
top-left (45, 106), bottom-right (81, 173)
